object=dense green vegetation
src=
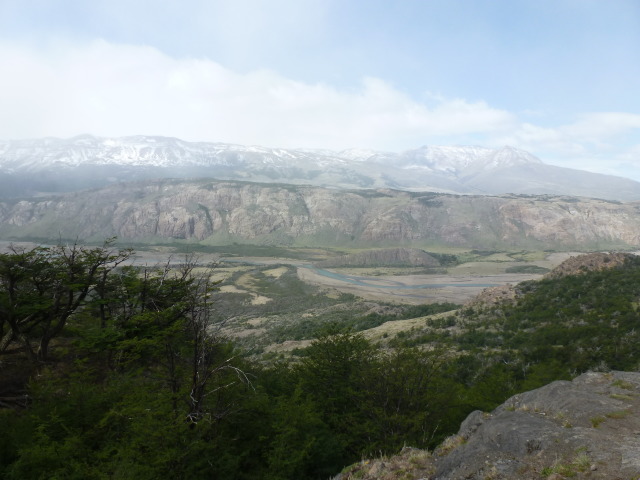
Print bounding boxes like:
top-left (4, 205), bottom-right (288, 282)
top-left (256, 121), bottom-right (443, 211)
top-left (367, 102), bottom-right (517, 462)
top-left (469, 258), bottom-right (640, 375)
top-left (504, 264), bottom-right (550, 274)
top-left (0, 242), bottom-right (466, 478)
top-left (393, 255), bottom-right (640, 406)
top-left (1, 242), bottom-right (640, 478)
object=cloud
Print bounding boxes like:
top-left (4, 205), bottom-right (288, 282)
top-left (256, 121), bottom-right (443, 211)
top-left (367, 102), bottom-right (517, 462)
top-left (491, 112), bottom-right (640, 177)
top-left (1, 39), bottom-right (638, 181)
top-left (502, 113), bottom-right (640, 151)
top-left (0, 40), bottom-right (515, 150)
top-left (563, 113), bottom-right (640, 142)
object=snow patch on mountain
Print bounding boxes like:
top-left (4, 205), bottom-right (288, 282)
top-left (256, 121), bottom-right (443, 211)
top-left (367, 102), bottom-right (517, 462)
top-left (0, 135), bottom-right (542, 172)
top-left (1, 134), bottom-right (638, 201)
top-left (396, 145), bottom-right (541, 174)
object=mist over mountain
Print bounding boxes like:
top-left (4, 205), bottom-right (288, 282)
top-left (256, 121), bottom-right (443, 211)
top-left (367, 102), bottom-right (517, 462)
top-left (1, 178), bottom-right (639, 250)
top-left (1, 135), bottom-right (639, 201)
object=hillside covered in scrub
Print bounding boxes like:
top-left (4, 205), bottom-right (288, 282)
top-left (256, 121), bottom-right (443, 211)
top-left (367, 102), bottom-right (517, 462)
top-left (1, 246), bottom-right (640, 479)
top-left (392, 252), bottom-right (640, 383)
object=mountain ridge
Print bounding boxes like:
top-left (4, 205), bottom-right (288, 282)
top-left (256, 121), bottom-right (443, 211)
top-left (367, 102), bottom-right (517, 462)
top-left (1, 178), bottom-right (639, 250)
top-left (1, 135), bottom-right (638, 201)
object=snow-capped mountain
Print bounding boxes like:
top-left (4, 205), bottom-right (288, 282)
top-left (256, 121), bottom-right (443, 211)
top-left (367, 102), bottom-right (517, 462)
top-left (372, 145), bottom-right (541, 174)
top-left (1, 135), bottom-right (639, 201)
top-left (0, 135), bottom-right (341, 170)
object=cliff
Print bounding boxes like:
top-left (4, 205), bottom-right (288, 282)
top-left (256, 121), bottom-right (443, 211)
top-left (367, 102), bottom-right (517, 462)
top-left (1, 179), bottom-right (640, 249)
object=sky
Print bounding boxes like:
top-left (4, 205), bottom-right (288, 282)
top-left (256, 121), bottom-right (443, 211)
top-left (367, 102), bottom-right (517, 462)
top-left (0, 0), bottom-right (639, 179)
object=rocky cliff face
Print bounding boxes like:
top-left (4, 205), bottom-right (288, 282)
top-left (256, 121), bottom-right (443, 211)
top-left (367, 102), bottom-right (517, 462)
top-left (1, 179), bottom-right (640, 249)
top-left (336, 371), bottom-right (640, 479)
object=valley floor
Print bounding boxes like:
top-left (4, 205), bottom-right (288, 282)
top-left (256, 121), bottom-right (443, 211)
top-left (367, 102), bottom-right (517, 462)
top-left (296, 266), bottom-right (540, 305)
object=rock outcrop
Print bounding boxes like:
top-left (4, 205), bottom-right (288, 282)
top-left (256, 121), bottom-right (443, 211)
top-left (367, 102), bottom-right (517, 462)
top-left (465, 284), bottom-right (520, 309)
top-left (543, 252), bottom-right (631, 280)
top-left (337, 371), bottom-right (640, 479)
top-left (1, 180), bottom-right (640, 249)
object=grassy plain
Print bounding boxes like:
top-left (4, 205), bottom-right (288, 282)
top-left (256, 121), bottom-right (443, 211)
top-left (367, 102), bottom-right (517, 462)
top-left (157, 247), bottom-right (577, 357)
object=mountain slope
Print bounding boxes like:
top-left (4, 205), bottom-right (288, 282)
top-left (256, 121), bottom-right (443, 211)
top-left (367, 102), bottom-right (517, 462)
top-left (342, 254), bottom-right (640, 478)
top-left (1, 135), bottom-right (639, 200)
top-left (1, 179), bottom-right (639, 249)
top-left (338, 371), bottom-right (640, 480)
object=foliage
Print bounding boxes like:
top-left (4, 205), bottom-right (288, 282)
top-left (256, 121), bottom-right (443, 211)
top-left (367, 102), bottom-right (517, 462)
top-left (4, 242), bottom-right (640, 479)
top-left (0, 242), bottom-right (468, 479)
top-left (392, 254), bottom-right (640, 413)
top-left (504, 264), bottom-right (550, 274)
top-left (0, 238), bottom-right (132, 362)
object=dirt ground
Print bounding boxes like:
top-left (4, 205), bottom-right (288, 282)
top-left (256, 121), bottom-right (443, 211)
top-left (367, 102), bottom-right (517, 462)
top-left (296, 267), bottom-right (539, 305)
top-left (295, 251), bottom-right (592, 305)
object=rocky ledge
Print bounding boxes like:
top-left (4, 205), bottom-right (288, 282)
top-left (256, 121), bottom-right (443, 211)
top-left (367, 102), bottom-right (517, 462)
top-left (336, 370), bottom-right (640, 479)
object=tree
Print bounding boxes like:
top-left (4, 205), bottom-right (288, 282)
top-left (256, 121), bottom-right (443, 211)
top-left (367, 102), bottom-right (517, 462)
top-left (370, 346), bottom-right (461, 449)
top-left (0, 239), bottom-right (132, 362)
top-left (78, 252), bottom-right (249, 425)
top-left (1, 244), bottom-right (255, 479)
top-left (298, 327), bottom-right (376, 421)
top-left (295, 327), bottom-right (461, 465)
